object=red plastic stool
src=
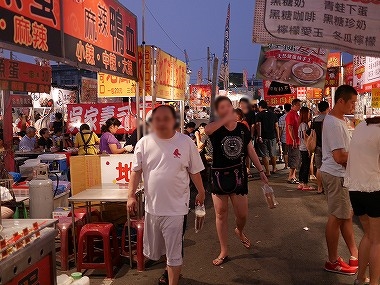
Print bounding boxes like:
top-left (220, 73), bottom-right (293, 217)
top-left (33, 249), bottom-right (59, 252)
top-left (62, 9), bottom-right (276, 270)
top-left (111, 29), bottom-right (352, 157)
top-left (56, 216), bottom-right (83, 271)
top-left (77, 223), bottom-right (120, 278)
top-left (69, 208), bottom-right (102, 224)
top-left (121, 218), bottom-right (145, 271)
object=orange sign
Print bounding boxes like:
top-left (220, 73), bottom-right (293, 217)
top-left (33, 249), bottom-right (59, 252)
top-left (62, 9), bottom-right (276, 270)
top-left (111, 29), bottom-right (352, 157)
top-left (0, 0), bottom-right (62, 58)
top-left (327, 52), bottom-right (341, 68)
top-left (155, 49), bottom-right (187, 100)
top-left (62, 0), bottom-right (137, 78)
top-left (98, 72), bottom-right (136, 97)
top-left (138, 46), bottom-right (152, 95)
top-left (0, 58), bottom-right (51, 93)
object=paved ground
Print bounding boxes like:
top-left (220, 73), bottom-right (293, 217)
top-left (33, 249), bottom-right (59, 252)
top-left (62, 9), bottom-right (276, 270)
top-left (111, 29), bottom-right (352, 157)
top-left (68, 166), bottom-right (364, 285)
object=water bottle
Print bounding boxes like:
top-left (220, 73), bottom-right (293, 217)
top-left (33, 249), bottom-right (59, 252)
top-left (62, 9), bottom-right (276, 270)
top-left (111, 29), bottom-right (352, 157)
top-left (262, 184), bottom-right (278, 209)
top-left (56, 274), bottom-right (73, 285)
top-left (194, 204), bottom-right (206, 233)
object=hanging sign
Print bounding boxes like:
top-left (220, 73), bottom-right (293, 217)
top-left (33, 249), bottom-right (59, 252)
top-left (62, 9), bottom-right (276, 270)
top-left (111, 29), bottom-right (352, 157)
top-left (155, 49), bottom-right (187, 100)
top-left (98, 72), bottom-right (136, 97)
top-left (325, 67), bottom-right (340, 87)
top-left (138, 46), bottom-right (152, 95)
top-left (256, 44), bottom-right (328, 88)
top-left (371, 88), bottom-right (380, 108)
top-left (263, 80), bottom-right (297, 106)
top-left (0, 58), bottom-right (51, 92)
top-left (0, 0), bottom-right (62, 58)
top-left (253, 0), bottom-right (380, 57)
top-left (189, 85), bottom-right (212, 107)
top-left (80, 77), bottom-right (98, 103)
top-left (62, 0), bottom-right (138, 78)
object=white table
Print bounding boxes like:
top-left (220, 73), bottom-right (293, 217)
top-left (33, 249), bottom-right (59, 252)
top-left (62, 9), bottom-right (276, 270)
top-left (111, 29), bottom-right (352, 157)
top-left (68, 184), bottom-right (133, 267)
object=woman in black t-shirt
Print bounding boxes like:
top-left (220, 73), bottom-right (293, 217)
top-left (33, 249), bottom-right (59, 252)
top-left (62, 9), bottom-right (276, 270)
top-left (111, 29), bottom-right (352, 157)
top-left (205, 97), bottom-right (268, 266)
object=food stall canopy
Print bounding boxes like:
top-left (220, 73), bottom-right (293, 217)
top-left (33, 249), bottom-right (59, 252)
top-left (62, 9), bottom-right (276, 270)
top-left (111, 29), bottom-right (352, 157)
top-left (253, 0), bottom-right (380, 57)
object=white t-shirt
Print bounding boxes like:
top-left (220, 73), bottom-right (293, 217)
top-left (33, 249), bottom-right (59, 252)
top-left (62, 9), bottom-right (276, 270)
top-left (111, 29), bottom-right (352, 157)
top-left (320, 114), bottom-right (350, 177)
top-left (345, 121), bottom-right (380, 192)
top-left (132, 132), bottom-right (204, 216)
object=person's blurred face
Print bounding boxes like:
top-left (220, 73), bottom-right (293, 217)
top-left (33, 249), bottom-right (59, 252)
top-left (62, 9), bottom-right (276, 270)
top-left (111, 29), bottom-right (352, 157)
top-left (27, 129), bottom-right (36, 138)
top-left (217, 100), bottom-right (234, 118)
top-left (109, 124), bottom-right (119, 135)
top-left (198, 126), bottom-right (205, 135)
top-left (293, 102), bottom-right (301, 112)
top-left (152, 107), bottom-right (176, 138)
top-left (239, 101), bottom-right (249, 113)
top-left (42, 130), bottom-right (50, 139)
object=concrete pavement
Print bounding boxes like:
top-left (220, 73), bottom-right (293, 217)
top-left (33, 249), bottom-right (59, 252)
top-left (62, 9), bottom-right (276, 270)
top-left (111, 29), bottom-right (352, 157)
top-left (78, 167), bottom-right (363, 285)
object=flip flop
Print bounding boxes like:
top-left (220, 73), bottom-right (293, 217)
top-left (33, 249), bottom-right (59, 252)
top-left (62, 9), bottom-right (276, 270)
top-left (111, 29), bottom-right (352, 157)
top-left (287, 178), bottom-right (298, 184)
top-left (213, 256), bottom-right (229, 266)
top-left (235, 228), bottom-right (251, 249)
top-left (158, 270), bottom-right (168, 285)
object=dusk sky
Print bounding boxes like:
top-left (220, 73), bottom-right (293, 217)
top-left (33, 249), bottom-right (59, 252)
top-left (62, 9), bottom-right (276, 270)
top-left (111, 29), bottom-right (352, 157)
top-left (123, 0), bottom-right (261, 82)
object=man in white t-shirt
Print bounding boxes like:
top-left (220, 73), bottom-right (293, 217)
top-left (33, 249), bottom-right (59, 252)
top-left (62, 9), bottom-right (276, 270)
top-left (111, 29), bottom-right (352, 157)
top-left (127, 105), bottom-right (206, 285)
top-left (320, 85), bottom-right (358, 275)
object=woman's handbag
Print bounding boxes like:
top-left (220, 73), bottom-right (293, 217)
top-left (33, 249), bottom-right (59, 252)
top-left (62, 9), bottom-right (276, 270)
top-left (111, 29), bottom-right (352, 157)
top-left (211, 130), bottom-right (246, 194)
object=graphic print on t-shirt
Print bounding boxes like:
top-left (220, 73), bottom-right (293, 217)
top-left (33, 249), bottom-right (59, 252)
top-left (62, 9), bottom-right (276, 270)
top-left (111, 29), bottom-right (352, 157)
top-left (173, 148), bottom-right (181, 158)
top-left (221, 136), bottom-right (243, 160)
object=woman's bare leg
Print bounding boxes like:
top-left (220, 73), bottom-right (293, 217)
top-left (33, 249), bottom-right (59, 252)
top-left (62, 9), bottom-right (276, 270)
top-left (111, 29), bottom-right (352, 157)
top-left (212, 194), bottom-right (229, 264)
top-left (369, 216), bottom-right (380, 285)
top-left (357, 215), bottom-right (370, 283)
top-left (230, 194), bottom-right (250, 248)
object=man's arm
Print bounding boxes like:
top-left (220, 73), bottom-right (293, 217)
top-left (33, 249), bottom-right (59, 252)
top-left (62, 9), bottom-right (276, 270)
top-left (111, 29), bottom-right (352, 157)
top-left (332, 149), bottom-right (348, 166)
top-left (127, 170), bottom-right (142, 214)
top-left (256, 122), bottom-right (262, 138)
top-left (275, 122), bottom-right (280, 142)
top-left (287, 125), bottom-right (296, 147)
top-left (189, 173), bottom-right (206, 205)
top-left (205, 112), bottom-right (236, 136)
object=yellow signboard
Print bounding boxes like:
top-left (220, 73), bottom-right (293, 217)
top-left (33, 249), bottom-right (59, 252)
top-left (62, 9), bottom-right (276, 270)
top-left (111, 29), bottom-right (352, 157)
top-left (155, 49), bottom-right (186, 100)
top-left (372, 88), bottom-right (380, 109)
top-left (97, 72), bottom-right (136, 97)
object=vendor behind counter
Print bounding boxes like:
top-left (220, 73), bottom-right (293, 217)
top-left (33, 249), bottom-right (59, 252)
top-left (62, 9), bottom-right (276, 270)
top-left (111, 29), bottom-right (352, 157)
top-left (100, 117), bottom-right (131, 154)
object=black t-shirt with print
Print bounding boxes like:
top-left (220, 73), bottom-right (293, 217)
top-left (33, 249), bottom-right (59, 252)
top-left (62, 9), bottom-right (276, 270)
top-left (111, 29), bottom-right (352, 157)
top-left (255, 110), bottom-right (278, 140)
top-left (209, 122), bottom-right (252, 168)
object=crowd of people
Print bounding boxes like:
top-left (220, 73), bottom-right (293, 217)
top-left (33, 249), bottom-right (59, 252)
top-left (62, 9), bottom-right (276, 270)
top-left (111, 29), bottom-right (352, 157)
top-left (126, 85), bottom-right (380, 285)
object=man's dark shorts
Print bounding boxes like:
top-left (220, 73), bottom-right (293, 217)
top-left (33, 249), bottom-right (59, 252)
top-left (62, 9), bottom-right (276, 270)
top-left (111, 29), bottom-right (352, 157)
top-left (350, 191), bottom-right (380, 218)
top-left (288, 145), bottom-right (300, 169)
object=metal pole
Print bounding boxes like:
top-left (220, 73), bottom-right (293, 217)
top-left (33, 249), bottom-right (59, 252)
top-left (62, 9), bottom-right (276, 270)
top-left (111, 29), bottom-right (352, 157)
top-left (207, 47), bottom-right (210, 82)
top-left (209, 57), bottom-right (219, 122)
top-left (142, 0), bottom-right (147, 136)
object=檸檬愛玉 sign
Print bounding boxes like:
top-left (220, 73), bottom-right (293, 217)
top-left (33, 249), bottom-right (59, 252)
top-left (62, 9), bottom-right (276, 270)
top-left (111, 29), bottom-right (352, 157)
top-left (62, 0), bottom-right (138, 79)
top-left (253, 0), bottom-right (380, 57)
top-left (0, 58), bottom-right (51, 93)
top-left (0, 0), bottom-right (62, 58)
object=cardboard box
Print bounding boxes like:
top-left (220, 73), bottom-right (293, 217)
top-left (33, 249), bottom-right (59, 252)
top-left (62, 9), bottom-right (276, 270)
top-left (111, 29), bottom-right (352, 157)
top-left (52, 207), bottom-right (70, 219)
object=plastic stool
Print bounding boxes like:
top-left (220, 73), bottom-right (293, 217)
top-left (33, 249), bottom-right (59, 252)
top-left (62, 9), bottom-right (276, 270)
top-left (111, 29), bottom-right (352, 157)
top-left (56, 216), bottom-right (83, 271)
top-left (121, 218), bottom-right (145, 271)
top-left (77, 223), bottom-right (119, 278)
top-left (69, 208), bottom-right (102, 224)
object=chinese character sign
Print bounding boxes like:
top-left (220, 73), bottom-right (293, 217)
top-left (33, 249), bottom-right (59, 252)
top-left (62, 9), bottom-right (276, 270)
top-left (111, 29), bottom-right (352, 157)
top-left (138, 46), bottom-right (153, 95)
top-left (325, 67), bottom-right (340, 87)
top-left (98, 72), bottom-right (136, 97)
top-left (11, 95), bottom-right (33, 107)
top-left (0, 58), bottom-right (51, 92)
top-left (62, 0), bottom-right (137, 79)
top-left (100, 154), bottom-right (134, 184)
top-left (67, 103), bottom-right (154, 134)
top-left (0, 0), bottom-right (62, 58)
top-left (80, 77), bottom-right (98, 103)
top-left (189, 85), bottom-right (212, 108)
top-left (353, 55), bottom-right (380, 92)
top-left (253, 0), bottom-right (380, 57)
top-left (155, 49), bottom-right (187, 100)
top-left (263, 80), bottom-right (297, 106)
top-left (372, 88), bottom-right (380, 108)
top-left (256, 44), bottom-right (328, 88)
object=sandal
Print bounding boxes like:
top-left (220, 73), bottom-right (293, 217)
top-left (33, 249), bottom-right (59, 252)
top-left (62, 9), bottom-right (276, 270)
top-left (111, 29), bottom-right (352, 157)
top-left (213, 256), bottom-right (229, 266)
top-left (235, 228), bottom-right (251, 249)
top-left (302, 186), bottom-right (316, 191)
top-left (287, 178), bottom-right (298, 184)
top-left (158, 270), bottom-right (168, 285)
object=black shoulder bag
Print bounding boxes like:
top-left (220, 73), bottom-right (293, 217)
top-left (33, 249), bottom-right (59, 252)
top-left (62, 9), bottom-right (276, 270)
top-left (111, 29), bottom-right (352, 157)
top-left (211, 129), bottom-right (246, 194)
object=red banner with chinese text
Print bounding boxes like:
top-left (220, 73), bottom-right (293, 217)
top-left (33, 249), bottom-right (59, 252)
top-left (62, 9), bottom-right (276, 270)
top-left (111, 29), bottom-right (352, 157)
top-left (344, 62), bottom-right (354, 86)
top-left (67, 102), bottom-right (154, 134)
top-left (325, 67), bottom-right (340, 87)
top-left (0, 0), bottom-right (62, 58)
top-left (263, 80), bottom-right (296, 106)
top-left (0, 58), bottom-right (51, 93)
top-left (62, 0), bottom-right (137, 79)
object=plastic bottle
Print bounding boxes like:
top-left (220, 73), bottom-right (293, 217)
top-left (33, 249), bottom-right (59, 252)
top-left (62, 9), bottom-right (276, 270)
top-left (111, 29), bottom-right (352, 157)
top-left (71, 277), bottom-right (90, 285)
top-left (56, 274), bottom-right (73, 285)
top-left (194, 204), bottom-right (206, 233)
top-left (262, 184), bottom-right (278, 209)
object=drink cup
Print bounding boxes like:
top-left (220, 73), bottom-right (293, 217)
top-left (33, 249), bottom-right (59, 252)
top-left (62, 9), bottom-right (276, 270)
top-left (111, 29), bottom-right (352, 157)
top-left (195, 205), bottom-right (206, 233)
